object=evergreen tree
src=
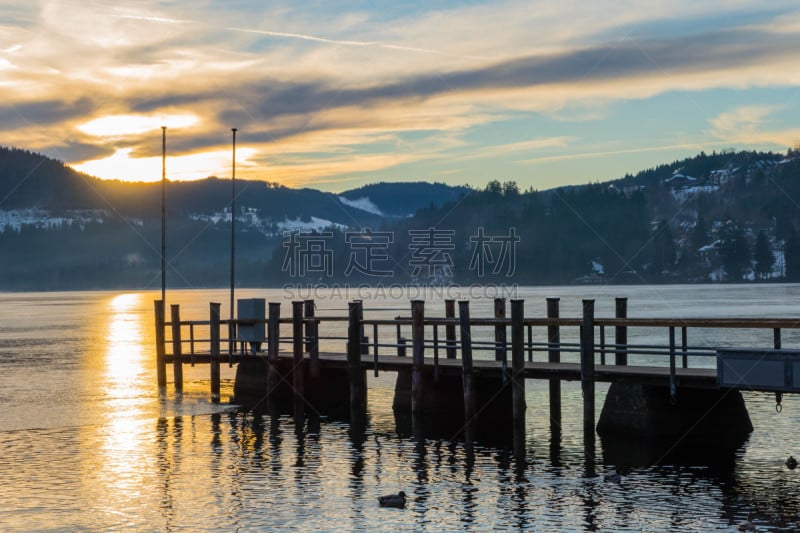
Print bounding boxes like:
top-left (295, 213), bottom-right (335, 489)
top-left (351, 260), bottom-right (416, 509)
top-left (753, 230), bottom-right (774, 280)
top-left (648, 220), bottom-right (676, 275)
top-left (719, 221), bottom-right (751, 281)
top-left (685, 214), bottom-right (708, 278)
top-left (786, 229), bottom-right (800, 281)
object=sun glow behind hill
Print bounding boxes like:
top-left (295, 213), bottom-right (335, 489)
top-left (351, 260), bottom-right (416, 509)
top-left (72, 147), bottom-right (258, 183)
top-left (71, 113), bottom-right (257, 182)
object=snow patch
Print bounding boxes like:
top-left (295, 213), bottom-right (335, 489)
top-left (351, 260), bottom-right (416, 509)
top-left (277, 216), bottom-right (347, 233)
top-left (671, 185), bottom-right (719, 204)
top-left (0, 209), bottom-right (106, 233)
top-left (338, 196), bottom-right (384, 216)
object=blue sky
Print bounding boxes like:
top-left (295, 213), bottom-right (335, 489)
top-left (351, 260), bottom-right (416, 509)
top-left (2, 0), bottom-right (800, 191)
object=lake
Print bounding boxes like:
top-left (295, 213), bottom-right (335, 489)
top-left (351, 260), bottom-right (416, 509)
top-left (1, 284), bottom-right (799, 531)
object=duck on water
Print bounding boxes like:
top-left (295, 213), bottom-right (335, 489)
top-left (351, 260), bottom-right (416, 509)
top-left (378, 491), bottom-right (406, 508)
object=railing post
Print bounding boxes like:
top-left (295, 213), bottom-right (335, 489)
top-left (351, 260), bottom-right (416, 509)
top-left (411, 300), bottom-right (425, 414)
top-left (458, 301), bottom-right (476, 425)
top-left (292, 301), bottom-right (304, 399)
top-left (511, 299), bottom-right (526, 432)
top-left (774, 328), bottom-right (782, 350)
top-left (581, 300), bottom-right (595, 438)
top-left (615, 297), bottom-right (628, 366)
top-left (681, 326), bottom-right (688, 368)
top-left (268, 302), bottom-right (280, 362)
top-left (546, 297), bottom-right (561, 431)
top-left (154, 300), bottom-right (166, 389)
top-left (266, 302), bottom-right (281, 398)
top-left (669, 326), bottom-right (677, 401)
top-left (348, 301), bottom-right (366, 410)
top-left (170, 304), bottom-right (184, 395)
top-left (495, 298), bottom-right (507, 383)
top-left (396, 319), bottom-right (402, 356)
top-left (210, 302), bottom-right (221, 402)
top-left (445, 299), bottom-right (456, 359)
top-left (304, 299), bottom-right (319, 379)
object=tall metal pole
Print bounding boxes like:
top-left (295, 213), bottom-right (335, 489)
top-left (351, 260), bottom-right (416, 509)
top-left (161, 126), bottom-right (167, 303)
top-left (230, 128), bottom-right (237, 325)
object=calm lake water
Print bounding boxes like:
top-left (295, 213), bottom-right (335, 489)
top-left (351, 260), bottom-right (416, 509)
top-left (1, 285), bottom-right (800, 532)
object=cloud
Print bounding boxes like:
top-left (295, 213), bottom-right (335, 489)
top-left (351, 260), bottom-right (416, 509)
top-left (708, 106), bottom-right (800, 147)
top-left (4, 0), bottom-right (800, 189)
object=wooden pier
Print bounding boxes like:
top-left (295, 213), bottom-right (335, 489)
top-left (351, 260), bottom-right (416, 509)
top-left (154, 297), bottom-right (800, 448)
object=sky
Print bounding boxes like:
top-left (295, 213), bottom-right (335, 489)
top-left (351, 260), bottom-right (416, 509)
top-left (2, 1), bottom-right (800, 192)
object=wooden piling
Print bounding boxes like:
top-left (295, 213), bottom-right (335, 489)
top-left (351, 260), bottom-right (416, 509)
top-left (210, 302), bottom-right (221, 402)
top-left (170, 304), bottom-right (184, 394)
top-left (267, 302), bottom-right (280, 398)
top-left (292, 301), bottom-right (304, 398)
top-left (154, 300), bottom-right (166, 389)
top-left (304, 300), bottom-right (319, 379)
top-left (396, 319), bottom-right (402, 356)
top-left (445, 299), bottom-right (456, 359)
top-left (411, 300), bottom-right (425, 414)
top-left (494, 297), bottom-right (507, 371)
top-left (581, 299), bottom-right (595, 438)
top-left (615, 297), bottom-right (627, 366)
top-left (510, 299), bottom-right (526, 429)
top-left (348, 301), bottom-right (366, 410)
top-left (546, 297), bottom-right (561, 430)
top-left (458, 301), bottom-right (476, 424)
top-left (268, 302), bottom-right (280, 362)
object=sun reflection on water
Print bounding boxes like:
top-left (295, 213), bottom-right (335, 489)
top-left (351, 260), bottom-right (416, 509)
top-left (91, 293), bottom-right (159, 519)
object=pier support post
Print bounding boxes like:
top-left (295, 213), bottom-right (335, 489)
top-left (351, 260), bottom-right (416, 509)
top-left (348, 300), bottom-right (366, 410)
top-left (304, 300), bottom-right (319, 379)
top-left (411, 300), bottom-right (425, 413)
top-left (292, 301), bottom-right (304, 399)
top-left (458, 301), bottom-right (476, 425)
top-left (210, 302), bottom-right (221, 402)
top-left (615, 297), bottom-right (628, 366)
top-left (495, 298), bottom-right (507, 382)
top-left (267, 302), bottom-right (280, 397)
top-left (546, 298), bottom-right (561, 432)
top-left (170, 304), bottom-right (184, 394)
top-left (581, 299), bottom-right (595, 453)
top-left (510, 299), bottom-right (526, 437)
top-left (154, 300), bottom-right (167, 390)
top-left (445, 299), bottom-right (456, 359)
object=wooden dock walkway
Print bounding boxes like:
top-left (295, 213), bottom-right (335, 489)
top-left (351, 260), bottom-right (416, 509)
top-left (161, 351), bottom-right (719, 388)
top-left (154, 296), bottom-right (800, 449)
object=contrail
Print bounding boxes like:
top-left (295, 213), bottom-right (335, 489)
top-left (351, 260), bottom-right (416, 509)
top-left (113, 13), bottom-right (481, 59)
top-left (225, 26), bottom-right (466, 58)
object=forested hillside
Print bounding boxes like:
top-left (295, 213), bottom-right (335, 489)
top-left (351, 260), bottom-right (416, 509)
top-left (1, 146), bottom-right (799, 289)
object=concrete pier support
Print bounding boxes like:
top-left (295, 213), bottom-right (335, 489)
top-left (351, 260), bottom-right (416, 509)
top-left (597, 382), bottom-right (753, 440)
top-left (392, 367), bottom-right (512, 435)
top-left (233, 358), bottom-right (351, 417)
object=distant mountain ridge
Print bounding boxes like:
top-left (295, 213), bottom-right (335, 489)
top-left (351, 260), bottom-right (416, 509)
top-left (0, 146), bottom-right (467, 227)
top-left (1, 145), bottom-right (799, 289)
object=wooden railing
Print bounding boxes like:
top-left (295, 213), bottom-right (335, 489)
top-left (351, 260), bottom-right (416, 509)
top-left (155, 298), bottom-right (800, 407)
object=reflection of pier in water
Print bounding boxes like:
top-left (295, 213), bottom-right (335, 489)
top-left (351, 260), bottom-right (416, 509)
top-left (150, 402), bottom-right (798, 532)
top-left (154, 297), bottom-right (800, 467)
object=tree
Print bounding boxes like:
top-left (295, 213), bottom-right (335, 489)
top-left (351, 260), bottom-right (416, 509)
top-left (648, 220), bottom-right (676, 275)
top-left (753, 230), bottom-right (774, 280)
top-left (786, 229), bottom-right (800, 281)
top-left (718, 221), bottom-right (750, 281)
top-left (683, 214), bottom-right (708, 279)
